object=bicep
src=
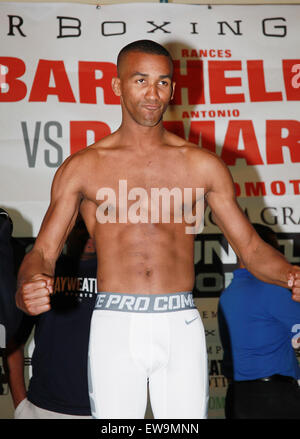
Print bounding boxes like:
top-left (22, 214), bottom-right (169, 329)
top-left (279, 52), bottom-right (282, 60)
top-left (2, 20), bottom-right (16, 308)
top-left (33, 159), bottom-right (82, 261)
top-left (205, 157), bottom-right (256, 260)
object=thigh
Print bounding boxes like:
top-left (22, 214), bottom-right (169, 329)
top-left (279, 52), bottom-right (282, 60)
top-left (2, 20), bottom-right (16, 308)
top-left (88, 310), bottom-right (148, 419)
top-left (149, 309), bottom-right (209, 419)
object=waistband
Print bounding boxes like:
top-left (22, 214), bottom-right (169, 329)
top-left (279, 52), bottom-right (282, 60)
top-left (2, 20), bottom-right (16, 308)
top-left (230, 374), bottom-right (298, 386)
top-left (94, 291), bottom-right (196, 313)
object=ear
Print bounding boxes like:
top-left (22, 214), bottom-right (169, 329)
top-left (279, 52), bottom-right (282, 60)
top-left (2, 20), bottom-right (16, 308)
top-left (170, 81), bottom-right (176, 100)
top-left (112, 77), bottom-right (121, 97)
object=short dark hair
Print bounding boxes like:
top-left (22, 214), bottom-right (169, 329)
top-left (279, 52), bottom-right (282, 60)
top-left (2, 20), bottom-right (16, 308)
top-left (117, 39), bottom-right (173, 76)
top-left (252, 223), bottom-right (280, 250)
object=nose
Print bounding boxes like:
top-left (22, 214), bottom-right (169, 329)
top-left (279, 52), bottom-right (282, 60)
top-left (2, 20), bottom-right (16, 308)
top-left (145, 84), bottom-right (159, 101)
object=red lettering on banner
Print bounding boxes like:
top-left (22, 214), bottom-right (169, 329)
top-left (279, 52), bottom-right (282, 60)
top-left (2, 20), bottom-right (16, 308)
top-left (266, 120), bottom-right (300, 164)
top-left (78, 61), bottom-right (119, 104)
top-left (70, 121), bottom-right (111, 154)
top-left (221, 121), bottom-right (263, 165)
top-left (1, 57), bottom-right (300, 104)
top-left (208, 61), bottom-right (245, 104)
top-left (247, 60), bottom-right (282, 102)
top-left (165, 120), bottom-right (300, 166)
top-left (0, 57), bottom-right (26, 102)
top-left (282, 60), bottom-right (300, 99)
top-left (172, 60), bottom-right (204, 105)
top-left (29, 60), bottom-right (75, 102)
top-left (271, 181), bottom-right (286, 195)
top-left (234, 180), bottom-right (300, 197)
top-left (290, 180), bottom-right (300, 195)
top-left (181, 49), bottom-right (232, 58)
top-left (188, 121), bottom-right (216, 152)
top-left (245, 182), bottom-right (266, 196)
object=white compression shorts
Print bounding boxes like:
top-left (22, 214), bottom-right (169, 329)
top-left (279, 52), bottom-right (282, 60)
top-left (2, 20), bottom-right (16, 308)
top-left (88, 291), bottom-right (209, 419)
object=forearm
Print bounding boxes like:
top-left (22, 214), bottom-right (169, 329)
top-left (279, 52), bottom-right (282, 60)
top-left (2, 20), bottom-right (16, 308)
top-left (242, 239), bottom-right (293, 288)
top-left (205, 155), bottom-right (300, 300)
top-left (17, 248), bottom-right (56, 288)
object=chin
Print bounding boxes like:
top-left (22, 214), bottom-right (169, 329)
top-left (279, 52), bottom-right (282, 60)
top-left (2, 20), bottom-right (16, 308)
top-left (142, 120), bottom-right (160, 127)
top-left (139, 116), bottom-right (162, 127)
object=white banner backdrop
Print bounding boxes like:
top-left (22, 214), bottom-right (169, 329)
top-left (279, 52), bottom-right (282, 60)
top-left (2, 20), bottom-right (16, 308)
top-left (1, 2), bottom-right (300, 419)
top-left (0, 2), bottom-right (300, 236)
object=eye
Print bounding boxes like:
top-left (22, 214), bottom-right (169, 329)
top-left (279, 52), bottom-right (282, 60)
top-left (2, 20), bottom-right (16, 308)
top-left (137, 78), bottom-right (146, 84)
top-left (159, 80), bottom-right (169, 87)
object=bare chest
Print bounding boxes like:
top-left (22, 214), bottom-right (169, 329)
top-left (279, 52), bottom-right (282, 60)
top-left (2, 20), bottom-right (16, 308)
top-left (85, 152), bottom-right (206, 199)
top-left (82, 154), bottom-right (205, 234)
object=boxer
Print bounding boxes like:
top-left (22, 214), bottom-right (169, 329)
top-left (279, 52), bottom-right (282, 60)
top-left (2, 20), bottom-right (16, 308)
top-left (16, 40), bottom-right (300, 419)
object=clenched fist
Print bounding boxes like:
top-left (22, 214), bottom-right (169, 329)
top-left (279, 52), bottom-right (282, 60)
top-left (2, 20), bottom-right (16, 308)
top-left (16, 274), bottom-right (54, 315)
top-left (288, 268), bottom-right (300, 302)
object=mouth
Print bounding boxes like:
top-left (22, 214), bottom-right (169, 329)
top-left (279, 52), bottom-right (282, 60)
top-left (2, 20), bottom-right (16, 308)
top-left (142, 104), bottom-right (161, 111)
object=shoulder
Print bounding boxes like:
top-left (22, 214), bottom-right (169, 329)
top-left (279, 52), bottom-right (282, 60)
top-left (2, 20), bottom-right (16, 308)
top-left (59, 130), bottom-right (118, 170)
top-left (52, 144), bottom-right (103, 187)
top-left (59, 145), bottom-right (100, 170)
top-left (165, 130), bottom-right (234, 190)
top-left (164, 130), bottom-right (222, 164)
top-left (184, 143), bottom-right (234, 193)
top-left (170, 132), bottom-right (227, 168)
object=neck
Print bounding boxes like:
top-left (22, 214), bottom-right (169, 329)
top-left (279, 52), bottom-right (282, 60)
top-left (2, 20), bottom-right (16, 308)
top-left (117, 117), bottom-right (166, 149)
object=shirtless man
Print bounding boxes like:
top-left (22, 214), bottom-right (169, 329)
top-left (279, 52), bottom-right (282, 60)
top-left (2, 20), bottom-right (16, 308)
top-left (16, 40), bottom-right (300, 419)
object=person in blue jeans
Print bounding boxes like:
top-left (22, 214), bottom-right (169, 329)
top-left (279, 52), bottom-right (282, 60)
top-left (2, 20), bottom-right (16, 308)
top-left (218, 223), bottom-right (300, 419)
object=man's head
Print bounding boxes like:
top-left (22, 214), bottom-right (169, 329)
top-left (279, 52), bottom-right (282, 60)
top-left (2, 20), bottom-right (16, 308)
top-left (117, 39), bottom-right (173, 77)
top-left (112, 40), bottom-right (175, 127)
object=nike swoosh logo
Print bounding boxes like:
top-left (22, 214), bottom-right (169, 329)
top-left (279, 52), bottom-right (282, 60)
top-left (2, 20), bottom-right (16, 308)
top-left (185, 316), bottom-right (199, 325)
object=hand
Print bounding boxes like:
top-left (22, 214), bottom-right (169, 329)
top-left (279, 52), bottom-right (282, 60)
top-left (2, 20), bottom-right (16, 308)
top-left (16, 274), bottom-right (53, 315)
top-left (287, 267), bottom-right (300, 302)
